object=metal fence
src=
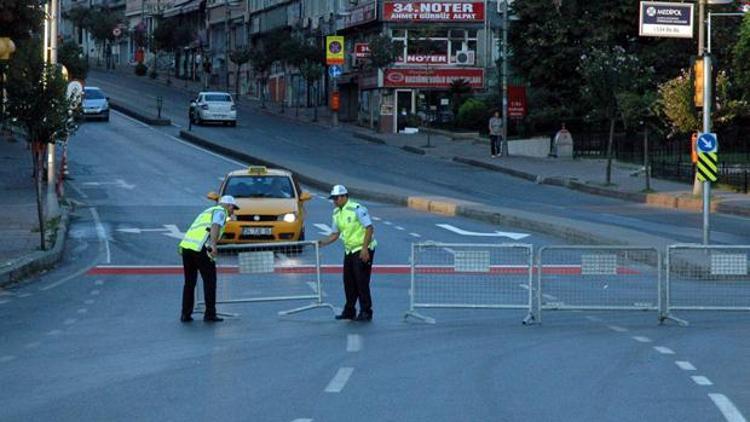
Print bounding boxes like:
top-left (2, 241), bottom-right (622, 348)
top-left (196, 241), bottom-right (335, 318)
top-left (664, 244), bottom-right (750, 324)
top-left (404, 243), bottom-right (534, 324)
top-left (534, 246), bottom-right (662, 323)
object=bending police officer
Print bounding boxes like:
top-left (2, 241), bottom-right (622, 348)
top-left (319, 185), bottom-right (377, 322)
top-left (178, 195), bottom-right (239, 322)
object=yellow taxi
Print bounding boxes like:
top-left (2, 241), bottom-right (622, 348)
top-left (208, 166), bottom-right (312, 244)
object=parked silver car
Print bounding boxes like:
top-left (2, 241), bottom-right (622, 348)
top-left (189, 92), bottom-right (237, 126)
top-left (82, 87), bottom-right (110, 121)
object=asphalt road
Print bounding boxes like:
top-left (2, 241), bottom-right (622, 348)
top-left (0, 109), bottom-right (748, 421)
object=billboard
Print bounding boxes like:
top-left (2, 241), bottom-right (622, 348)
top-left (383, 67), bottom-right (484, 88)
top-left (383, 1), bottom-right (485, 22)
top-left (639, 1), bottom-right (694, 38)
top-left (326, 36), bottom-right (345, 65)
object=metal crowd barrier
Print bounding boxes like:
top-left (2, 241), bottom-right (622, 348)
top-left (534, 246), bottom-right (661, 323)
top-left (196, 240), bottom-right (336, 318)
top-left (404, 242), bottom-right (534, 324)
top-left (664, 244), bottom-right (750, 325)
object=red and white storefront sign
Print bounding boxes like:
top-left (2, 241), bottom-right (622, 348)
top-left (383, 67), bottom-right (484, 89)
top-left (383, 1), bottom-right (485, 22)
top-left (354, 43), bottom-right (371, 59)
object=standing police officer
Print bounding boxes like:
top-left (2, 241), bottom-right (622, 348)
top-left (179, 195), bottom-right (239, 322)
top-left (319, 185), bottom-right (377, 321)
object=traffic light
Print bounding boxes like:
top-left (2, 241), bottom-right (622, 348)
top-left (694, 57), bottom-right (704, 108)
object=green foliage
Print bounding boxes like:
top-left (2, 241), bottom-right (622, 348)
top-left (578, 45), bottom-right (642, 122)
top-left (366, 34), bottom-right (399, 70)
top-left (229, 47), bottom-right (252, 66)
top-left (0, 0), bottom-right (45, 39)
top-left (5, 38), bottom-right (77, 144)
top-left (656, 69), bottom-right (699, 136)
top-left (86, 6), bottom-right (120, 44)
top-left (152, 19), bottom-right (192, 53)
top-left (456, 98), bottom-right (489, 130)
top-left (58, 41), bottom-right (88, 80)
top-left (134, 62), bottom-right (147, 76)
top-left (713, 70), bottom-right (749, 128)
top-left (448, 79), bottom-right (471, 116)
top-left (732, 13), bottom-right (750, 102)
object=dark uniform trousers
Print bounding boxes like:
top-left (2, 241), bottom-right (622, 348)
top-left (341, 249), bottom-right (375, 316)
top-left (181, 247), bottom-right (217, 317)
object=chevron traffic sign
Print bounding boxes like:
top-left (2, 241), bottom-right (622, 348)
top-left (696, 151), bottom-right (719, 182)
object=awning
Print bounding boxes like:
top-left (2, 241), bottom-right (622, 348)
top-left (163, 0), bottom-right (202, 18)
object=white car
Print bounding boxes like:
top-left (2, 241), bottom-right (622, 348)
top-left (189, 91), bottom-right (237, 126)
top-left (82, 87), bottom-right (110, 121)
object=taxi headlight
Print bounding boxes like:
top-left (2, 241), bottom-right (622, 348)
top-left (281, 213), bottom-right (296, 223)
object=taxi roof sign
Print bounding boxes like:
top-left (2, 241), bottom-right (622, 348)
top-left (247, 166), bottom-right (268, 175)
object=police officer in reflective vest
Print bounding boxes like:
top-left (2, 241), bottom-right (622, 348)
top-left (178, 195), bottom-right (239, 322)
top-left (319, 185), bottom-right (377, 321)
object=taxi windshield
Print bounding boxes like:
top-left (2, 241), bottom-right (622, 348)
top-left (224, 176), bottom-right (294, 199)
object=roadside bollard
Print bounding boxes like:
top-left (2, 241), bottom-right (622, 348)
top-left (156, 96), bottom-right (163, 119)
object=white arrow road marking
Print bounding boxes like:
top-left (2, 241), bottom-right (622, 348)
top-left (81, 179), bottom-right (135, 190)
top-left (314, 223), bottom-right (333, 236)
top-left (116, 225), bottom-right (185, 240)
top-left (436, 224), bottom-right (529, 240)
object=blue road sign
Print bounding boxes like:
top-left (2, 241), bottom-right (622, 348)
top-left (328, 65), bottom-right (343, 79)
top-left (697, 132), bottom-right (718, 153)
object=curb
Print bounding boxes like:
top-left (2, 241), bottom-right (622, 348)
top-left (109, 100), bottom-right (171, 126)
top-left (176, 130), bottom-right (670, 247)
top-left (0, 207), bottom-right (70, 288)
top-left (352, 132), bottom-right (386, 145)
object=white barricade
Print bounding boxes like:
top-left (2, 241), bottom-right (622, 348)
top-left (535, 246), bottom-right (661, 323)
top-left (404, 243), bottom-right (534, 324)
top-left (196, 241), bottom-right (336, 317)
top-left (664, 244), bottom-right (750, 325)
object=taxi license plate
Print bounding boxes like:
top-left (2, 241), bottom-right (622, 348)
top-left (242, 227), bottom-right (272, 235)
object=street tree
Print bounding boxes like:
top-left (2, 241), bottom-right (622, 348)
top-left (0, 0), bottom-right (45, 39)
top-left (578, 45), bottom-right (641, 185)
top-left (249, 46), bottom-right (275, 109)
top-left (152, 19), bottom-right (192, 83)
top-left (62, 6), bottom-right (91, 46)
top-left (364, 34), bottom-right (400, 128)
top-left (86, 6), bottom-right (120, 68)
top-left (59, 40), bottom-right (88, 80)
top-left (732, 13), bottom-right (750, 102)
top-left (228, 47), bottom-right (252, 101)
top-left (297, 40), bottom-right (325, 121)
top-left (5, 38), bottom-right (78, 250)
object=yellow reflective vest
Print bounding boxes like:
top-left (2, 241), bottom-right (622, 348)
top-left (179, 205), bottom-right (226, 252)
top-left (333, 200), bottom-right (377, 254)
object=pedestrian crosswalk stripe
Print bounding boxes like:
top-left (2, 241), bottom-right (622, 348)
top-left (697, 152), bottom-right (718, 182)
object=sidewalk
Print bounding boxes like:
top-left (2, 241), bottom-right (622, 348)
top-left (95, 65), bottom-right (750, 217)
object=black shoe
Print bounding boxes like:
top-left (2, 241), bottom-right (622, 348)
top-left (180, 315), bottom-right (193, 322)
top-left (335, 313), bottom-right (355, 320)
top-left (204, 315), bottom-right (224, 322)
top-left (355, 312), bottom-right (372, 322)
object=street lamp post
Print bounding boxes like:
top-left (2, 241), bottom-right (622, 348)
top-left (45, 0), bottom-right (61, 219)
top-left (500, 0), bottom-right (509, 157)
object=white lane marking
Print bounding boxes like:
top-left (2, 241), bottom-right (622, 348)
top-left (676, 361), bottom-right (697, 371)
top-left (542, 293), bottom-right (558, 301)
top-left (90, 289), bottom-right (101, 296)
top-left (90, 207), bottom-right (111, 264)
top-left (409, 232), bottom-right (421, 238)
top-left (632, 336), bottom-right (652, 343)
top-left (607, 325), bottom-right (628, 333)
top-left (654, 346), bottom-right (675, 355)
top-left (0, 355), bottom-right (16, 363)
top-left (40, 251), bottom-right (100, 291)
top-left (325, 367), bottom-right (354, 393)
top-left (691, 376), bottom-right (713, 386)
top-left (47, 329), bottom-right (63, 336)
top-left (436, 223), bottom-right (530, 240)
top-left (518, 284), bottom-right (530, 290)
top-left (77, 308), bottom-right (88, 314)
top-left (291, 419), bottom-right (313, 422)
top-left (383, 221), bottom-right (393, 226)
top-left (84, 299), bottom-right (95, 305)
top-left (347, 334), bottom-right (362, 352)
top-left (709, 394), bottom-right (748, 422)
top-left (113, 110), bottom-right (249, 168)
top-left (585, 315), bottom-right (603, 322)
top-left (24, 342), bottom-right (41, 349)
top-left (0, 299), bottom-right (10, 305)
top-left (68, 181), bottom-right (89, 199)
top-left (94, 280), bottom-right (104, 286)
top-left (314, 223), bottom-right (333, 236)
top-left (64, 318), bottom-right (77, 325)
top-left (394, 226), bottom-right (405, 231)
top-left (170, 122), bottom-right (182, 128)
top-left (17, 293), bottom-right (32, 298)
top-left (372, 216), bottom-right (381, 221)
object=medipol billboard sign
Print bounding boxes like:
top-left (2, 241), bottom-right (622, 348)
top-left (639, 1), bottom-right (694, 39)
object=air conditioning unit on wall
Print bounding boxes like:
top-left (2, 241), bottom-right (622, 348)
top-left (455, 50), bottom-right (475, 65)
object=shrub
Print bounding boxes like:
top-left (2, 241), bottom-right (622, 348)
top-left (456, 98), bottom-right (489, 130)
top-left (134, 63), bottom-right (147, 76)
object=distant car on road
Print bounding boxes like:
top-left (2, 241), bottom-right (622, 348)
top-left (82, 86), bottom-right (110, 122)
top-left (189, 91), bottom-right (237, 127)
top-left (208, 166), bottom-right (311, 244)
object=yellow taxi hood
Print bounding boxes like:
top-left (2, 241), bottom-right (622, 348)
top-left (234, 198), bottom-right (298, 215)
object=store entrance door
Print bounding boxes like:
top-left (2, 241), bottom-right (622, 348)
top-left (394, 89), bottom-right (414, 133)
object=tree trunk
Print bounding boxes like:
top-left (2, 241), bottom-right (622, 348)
top-left (33, 143), bottom-right (47, 250)
top-left (644, 126), bottom-right (651, 191)
top-left (605, 117), bottom-right (615, 185)
top-left (235, 67), bottom-right (241, 102)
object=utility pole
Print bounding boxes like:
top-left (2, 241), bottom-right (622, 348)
top-left (501, 0), bottom-right (509, 157)
top-left (46, 0), bottom-right (61, 219)
top-left (225, 0), bottom-right (230, 92)
top-left (698, 0), bottom-right (712, 245)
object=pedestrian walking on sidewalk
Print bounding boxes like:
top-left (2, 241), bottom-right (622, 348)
top-left (318, 185), bottom-right (377, 322)
top-left (178, 195), bottom-right (239, 323)
top-left (489, 111), bottom-right (503, 157)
